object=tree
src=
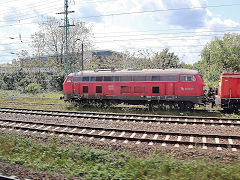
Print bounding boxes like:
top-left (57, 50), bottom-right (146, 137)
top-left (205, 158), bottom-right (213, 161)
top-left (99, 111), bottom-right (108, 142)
top-left (197, 33), bottom-right (240, 88)
top-left (87, 49), bottom-right (182, 70)
top-left (179, 62), bottom-right (193, 69)
top-left (151, 48), bottom-right (180, 69)
top-left (30, 17), bottom-right (93, 69)
top-left (90, 54), bottom-right (124, 70)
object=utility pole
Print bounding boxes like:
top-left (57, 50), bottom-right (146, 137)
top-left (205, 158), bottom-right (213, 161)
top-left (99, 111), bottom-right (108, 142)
top-left (77, 38), bottom-right (84, 71)
top-left (81, 43), bottom-right (84, 71)
top-left (57, 0), bottom-right (74, 76)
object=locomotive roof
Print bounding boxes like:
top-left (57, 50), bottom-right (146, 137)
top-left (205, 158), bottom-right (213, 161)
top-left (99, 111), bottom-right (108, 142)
top-left (222, 72), bottom-right (240, 75)
top-left (221, 72), bottom-right (240, 78)
top-left (69, 69), bottom-right (199, 76)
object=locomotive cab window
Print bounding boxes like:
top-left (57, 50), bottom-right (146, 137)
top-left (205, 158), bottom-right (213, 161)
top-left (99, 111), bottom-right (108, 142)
top-left (96, 76), bottom-right (103, 82)
top-left (66, 76), bottom-right (73, 82)
top-left (133, 76), bottom-right (146, 81)
top-left (96, 86), bottom-right (102, 93)
top-left (104, 76), bottom-right (113, 81)
top-left (152, 86), bottom-right (159, 94)
top-left (180, 75), bottom-right (196, 82)
top-left (82, 76), bottom-right (89, 82)
top-left (152, 76), bottom-right (160, 81)
top-left (90, 77), bottom-right (96, 82)
top-left (73, 76), bottom-right (81, 82)
top-left (160, 75), bottom-right (178, 82)
top-left (120, 76), bottom-right (132, 82)
top-left (114, 76), bottom-right (120, 81)
top-left (152, 75), bottom-right (178, 82)
top-left (83, 86), bottom-right (88, 93)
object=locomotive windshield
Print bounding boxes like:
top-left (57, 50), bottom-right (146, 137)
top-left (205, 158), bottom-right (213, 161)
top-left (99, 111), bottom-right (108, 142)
top-left (152, 75), bottom-right (178, 82)
top-left (180, 75), bottom-right (196, 82)
top-left (66, 76), bottom-right (73, 82)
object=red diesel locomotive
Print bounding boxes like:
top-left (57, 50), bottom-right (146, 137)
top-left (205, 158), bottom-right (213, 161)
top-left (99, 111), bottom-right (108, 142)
top-left (63, 69), bottom-right (205, 109)
top-left (215, 72), bottom-right (240, 112)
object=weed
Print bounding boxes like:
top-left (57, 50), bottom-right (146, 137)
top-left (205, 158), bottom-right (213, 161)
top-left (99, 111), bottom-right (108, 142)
top-left (0, 134), bottom-right (239, 179)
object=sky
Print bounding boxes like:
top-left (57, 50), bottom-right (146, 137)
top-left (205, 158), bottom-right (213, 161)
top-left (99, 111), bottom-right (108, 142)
top-left (0, 0), bottom-right (240, 64)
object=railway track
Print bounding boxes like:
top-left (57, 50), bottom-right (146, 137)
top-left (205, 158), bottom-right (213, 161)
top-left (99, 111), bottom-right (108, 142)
top-left (0, 101), bottom-right (67, 107)
top-left (0, 107), bottom-right (240, 127)
top-left (0, 116), bottom-right (239, 152)
top-left (0, 175), bottom-right (18, 180)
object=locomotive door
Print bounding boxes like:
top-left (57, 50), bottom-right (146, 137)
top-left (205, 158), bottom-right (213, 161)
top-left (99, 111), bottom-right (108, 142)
top-left (64, 76), bottom-right (73, 94)
top-left (165, 82), bottom-right (175, 96)
top-left (73, 83), bottom-right (80, 94)
top-left (222, 78), bottom-right (230, 97)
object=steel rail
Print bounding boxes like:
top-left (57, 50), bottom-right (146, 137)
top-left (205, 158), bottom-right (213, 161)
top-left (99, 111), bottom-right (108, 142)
top-left (0, 175), bottom-right (19, 180)
top-left (0, 107), bottom-right (239, 126)
top-left (1, 107), bottom-right (239, 121)
top-left (0, 118), bottom-right (239, 149)
top-left (0, 102), bottom-right (66, 106)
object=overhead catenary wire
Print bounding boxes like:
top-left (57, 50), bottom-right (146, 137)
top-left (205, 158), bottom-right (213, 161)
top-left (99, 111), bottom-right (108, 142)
top-left (1, 26), bottom-right (239, 40)
top-left (93, 29), bottom-right (240, 39)
top-left (93, 25), bottom-right (240, 35)
top-left (0, 0), bottom-right (27, 6)
top-left (0, 1), bottom-right (238, 36)
top-left (93, 33), bottom-right (238, 43)
top-left (2, 28), bottom-right (240, 51)
top-left (74, 0), bottom-right (117, 5)
top-left (0, 29), bottom-right (239, 54)
top-left (0, 6), bottom-right (63, 23)
top-left (0, 3), bottom-right (240, 26)
top-left (4, 40), bottom-right (240, 54)
top-left (73, 3), bottom-right (240, 19)
top-left (0, 2), bottom-right (239, 62)
top-left (0, 32), bottom-right (237, 47)
top-left (0, 0), bottom-right (63, 25)
top-left (0, 0), bottom-right (104, 22)
top-left (0, 0), bottom-right (60, 15)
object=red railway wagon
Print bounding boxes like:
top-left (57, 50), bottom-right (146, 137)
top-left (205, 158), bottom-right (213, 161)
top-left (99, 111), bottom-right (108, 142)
top-left (63, 69), bottom-right (205, 109)
top-left (215, 72), bottom-right (240, 111)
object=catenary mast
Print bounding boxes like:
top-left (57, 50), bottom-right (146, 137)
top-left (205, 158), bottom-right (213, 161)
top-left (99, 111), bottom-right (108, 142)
top-left (58, 0), bottom-right (74, 76)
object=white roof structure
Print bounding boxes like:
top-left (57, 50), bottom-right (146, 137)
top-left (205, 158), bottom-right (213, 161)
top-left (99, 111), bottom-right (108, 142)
top-left (69, 69), bottom-right (199, 76)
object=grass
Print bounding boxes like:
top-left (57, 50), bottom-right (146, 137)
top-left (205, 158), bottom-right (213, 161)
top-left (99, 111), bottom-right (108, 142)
top-left (0, 90), bottom-right (69, 110)
top-left (225, 113), bottom-right (240, 119)
top-left (0, 90), bottom-right (63, 100)
top-left (0, 134), bottom-right (239, 179)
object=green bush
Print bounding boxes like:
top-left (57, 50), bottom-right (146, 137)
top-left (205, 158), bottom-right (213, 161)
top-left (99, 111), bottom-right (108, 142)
top-left (0, 69), bottom-right (65, 92)
top-left (24, 83), bottom-right (43, 94)
top-left (0, 79), bottom-right (8, 90)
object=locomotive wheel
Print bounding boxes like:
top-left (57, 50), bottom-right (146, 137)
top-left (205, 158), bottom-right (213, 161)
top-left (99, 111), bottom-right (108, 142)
top-left (222, 108), bottom-right (234, 113)
top-left (147, 102), bottom-right (153, 111)
top-left (223, 107), bottom-right (239, 114)
top-left (71, 100), bottom-right (80, 107)
top-left (186, 102), bottom-right (194, 110)
top-left (231, 105), bottom-right (239, 113)
top-left (102, 100), bottom-right (110, 108)
top-left (109, 100), bottom-right (117, 107)
top-left (178, 102), bottom-right (194, 110)
top-left (178, 102), bottom-right (185, 110)
top-left (94, 100), bottom-right (102, 108)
